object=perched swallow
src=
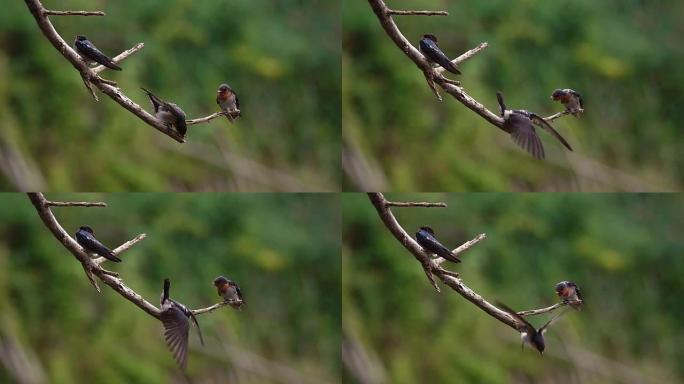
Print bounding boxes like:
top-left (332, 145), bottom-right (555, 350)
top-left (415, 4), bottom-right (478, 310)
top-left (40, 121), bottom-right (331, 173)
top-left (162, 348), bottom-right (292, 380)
top-left (418, 34), bottom-right (461, 75)
top-left (141, 88), bottom-right (187, 136)
top-left (216, 84), bottom-right (241, 123)
top-left (497, 301), bottom-right (570, 355)
top-left (415, 226), bottom-right (461, 263)
top-left (213, 276), bottom-right (245, 309)
top-left (160, 278), bottom-right (204, 370)
top-left (555, 281), bottom-right (583, 308)
top-left (551, 89), bottom-right (584, 116)
top-left (496, 91), bottom-right (573, 160)
top-left (75, 226), bottom-right (121, 262)
top-left (73, 35), bottom-right (121, 71)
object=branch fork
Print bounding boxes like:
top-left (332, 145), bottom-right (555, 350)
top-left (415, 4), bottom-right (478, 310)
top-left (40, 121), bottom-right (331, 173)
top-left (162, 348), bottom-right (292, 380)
top-left (27, 193), bottom-right (237, 321)
top-left (368, 193), bottom-right (571, 332)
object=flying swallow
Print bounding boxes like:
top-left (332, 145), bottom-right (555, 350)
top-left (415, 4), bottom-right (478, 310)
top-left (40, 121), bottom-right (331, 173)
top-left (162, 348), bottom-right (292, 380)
top-left (497, 301), bottom-right (570, 355)
top-left (213, 276), bottom-right (245, 309)
top-left (141, 88), bottom-right (187, 136)
top-left (216, 84), bottom-right (241, 123)
top-left (73, 35), bottom-right (121, 71)
top-left (555, 281), bottom-right (583, 309)
top-left (160, 278), bottom-right (204, 370)
top-left (496, 91), bottom-right (573, 160)
top-left (75, 226), bottom-right (121, 262)
top-left (418, 34), bottom-right (461, 75)
top-left (415, 226), bottom-right (461, 263)
top-left (551, 89), bottom-right (584, 116)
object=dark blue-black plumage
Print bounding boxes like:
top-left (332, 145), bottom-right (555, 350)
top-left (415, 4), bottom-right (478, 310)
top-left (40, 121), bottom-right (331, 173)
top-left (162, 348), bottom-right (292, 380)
top-left (418, 34), bottom-right (461, 75)
top-left (73, 35), bottom-right (121, 71)
top-left (160, 278), bottom-right (204, 371)
top-left (75, 225), bottom-right (121, 262)
top-left (496, 91), bottom-right (572, 160)
top-left (415, 226), bottom-right (461, 263)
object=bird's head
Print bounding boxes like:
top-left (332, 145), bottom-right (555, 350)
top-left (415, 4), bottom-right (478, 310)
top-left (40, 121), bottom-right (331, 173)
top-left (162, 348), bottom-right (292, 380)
top-left (551, 89), bottom-right (565, 100)
top-left (419, 226), bottom-right (435, 235)
top-left (422, 33), bottom-right (437, 42)
top-left (79, 225), bottom-right (94, 234)
top-left (213, 276), bottom-right (230, 287)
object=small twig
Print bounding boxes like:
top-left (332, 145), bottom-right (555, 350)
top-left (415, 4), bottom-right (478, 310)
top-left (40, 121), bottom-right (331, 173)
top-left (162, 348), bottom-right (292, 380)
top-left (424, 75), bottom-right (442, 101)
top-left (45, 200), bottom-right (107, 207)
top-left (544, 110), bottom-right (571, 122)
top-left (186, 110), bottom-right (240, 126)
top-left (385, 200), bottom-right (447, 208)
top-left (368, 193), bottom-right (520, 331)
top-left (435, 233), bottom-right (486, 266)
top-left (517, 302), bottom-right (567, 317)
top-left (387, 9), bottom-right (448, 16)
top-left (192, 300), bottom-right (242, 316)
top-left (435, 42), bottom-right (489, 74)
top-left (92, 43), bottom-right (145, 74)
top-left (44, 10), bottom-right (104, 16)
top-left (93, 233), bottom-right (147, 265)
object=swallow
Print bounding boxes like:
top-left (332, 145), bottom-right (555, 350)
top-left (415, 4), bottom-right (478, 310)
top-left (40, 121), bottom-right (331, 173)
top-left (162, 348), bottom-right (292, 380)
top-left (141, 88), bottom-right (187, 136)
top-left (497, 301), bottom-right (570, 355)
top-left (415, 226), bottom-right (461, 263)
top-left (555, 281), bottom-right (583, 309)
top-left (75, 226), bottom-right (121, 262)
top-left (160, 278), bottom-right (204, 370)
top-left (216, 84), bottom-right (241, 123)
top-left (551, 89), bottom-right (584, 116)
top-left (73, 35), bottom-right (121, 71)
top-left (213, 276), bottom-right (245, 309)
top-left (418, 34), bottom-right (461, 75)
top-left (496, 91), bottom-right (573, 160)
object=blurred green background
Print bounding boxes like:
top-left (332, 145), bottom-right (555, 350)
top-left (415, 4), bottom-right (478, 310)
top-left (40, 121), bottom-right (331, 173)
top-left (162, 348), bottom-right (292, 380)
top-left (0, 0), bottom-right (340, 191)
top-left (0, 193), bottom-right (340, 383)
top-left (343, 0), bottom-right (684, 191)
top-left (343, 193), bottom-right (684, 383)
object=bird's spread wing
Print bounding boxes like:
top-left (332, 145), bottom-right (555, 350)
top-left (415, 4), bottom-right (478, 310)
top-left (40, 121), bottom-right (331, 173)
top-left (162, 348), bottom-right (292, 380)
top-left (508, 114), bottom-right (545, 159)
top-left (188, 312), bottom-right (205, 346)
top-left (539, 308), bottom-right (571, 335)
top-left (530, 114), bottom-right (573, 151)
top-left (161, 307), bottom-right (190, 370)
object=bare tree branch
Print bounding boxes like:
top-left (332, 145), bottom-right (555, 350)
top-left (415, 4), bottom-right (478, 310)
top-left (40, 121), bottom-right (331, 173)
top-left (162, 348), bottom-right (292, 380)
top-left (45, 200), bottom-right (107, 207)
top-left (434, 233), bottom-right (486, 266)
top-left (385, 200), bottom-right (447, 208)
top-left (92, 43), bottom-right (145, 74)
top-left (387, 10), bottom-right (448, 16)
top-left (27, 193), bottom-right (237, 325)
top-left (43, 10), bottom-right (104, 16)
top-left (367, 0), bottom-right (574, 134)
top-left (186, 110), bottom-right (241, 126)
top-left (516, 301), bottom-right (572, 317)
top-left (191, 300), bottom-right (244, 316)
top-left (23, 0), bottom-right (187, 142)
top-left (368, 192), bottom-right (522, 331)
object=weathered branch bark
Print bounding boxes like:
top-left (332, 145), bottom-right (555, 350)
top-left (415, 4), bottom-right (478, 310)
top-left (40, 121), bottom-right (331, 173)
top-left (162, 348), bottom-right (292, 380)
top-left (27, 192), bottom-right (161, 318)
top-left (43, 10), bottom-right (104, 16)
top-left (368, 192), bottom-right (520, 331)
top-left (186, 110), bottom-right (241, 126)
top-left (385, 200), bottom-right (447, 208)
top-left (23, 0), bottom-right (186, 142)
top-left (27, 193), bottom-right (238, 322)
top-left (45, 200), bottom-right (107, 207)
top-left (387, 10), bottom-right (448, 16)
top-left (367, 0), bottom-right (574, 134)
top-left (516, 302), bottom-right (567, 317)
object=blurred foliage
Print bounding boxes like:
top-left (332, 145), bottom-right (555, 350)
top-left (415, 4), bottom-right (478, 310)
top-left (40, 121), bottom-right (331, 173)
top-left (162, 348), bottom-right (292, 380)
top-left (343, 193), bottom-right (684, 383)
top-left (343, 0), bottom-right (684, 191)
top-left (0, 193), bottom-right (340, 383)
top-left (0, 0), bottom-right (340, 191)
